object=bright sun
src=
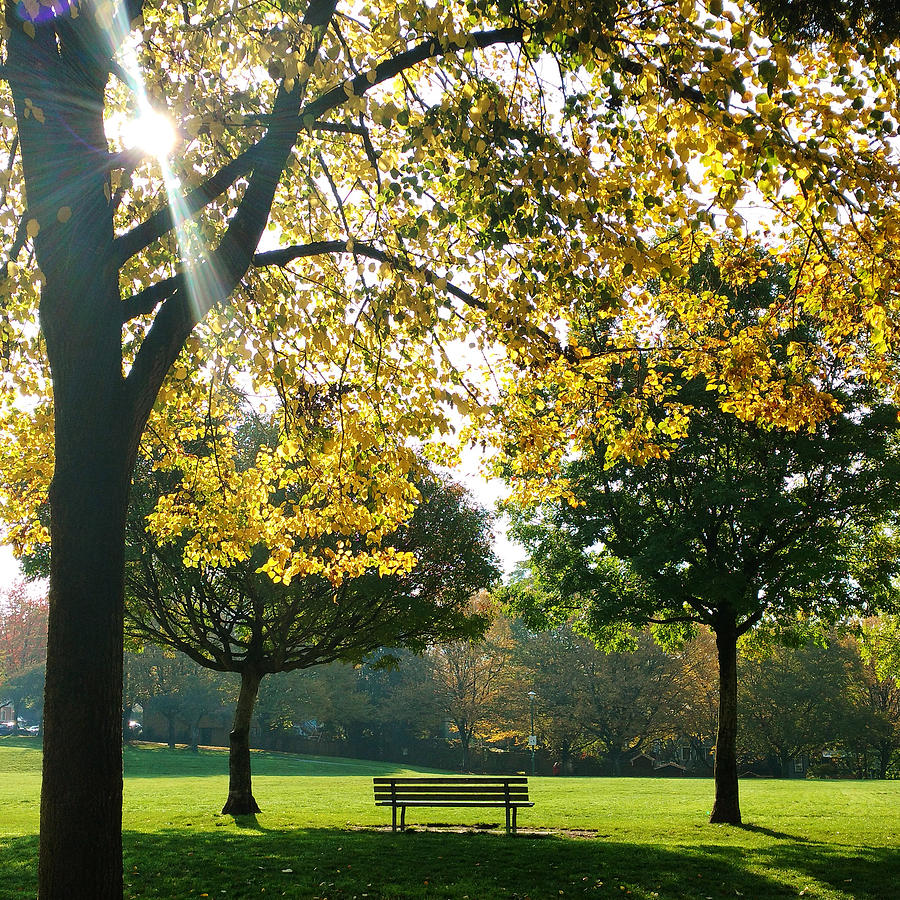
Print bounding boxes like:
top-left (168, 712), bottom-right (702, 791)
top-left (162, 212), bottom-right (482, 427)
top-left (122, 108), bottom-right (177, 159)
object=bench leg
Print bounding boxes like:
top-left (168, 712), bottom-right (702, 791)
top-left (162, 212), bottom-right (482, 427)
top-left (391, 804), bottom-right (397, 833)
top-left (401, 805), bottom-right (406, 831)
top-left (512, 807), bottom-right (518, 835)
top-left (505, 805), bottom-right (511, 835)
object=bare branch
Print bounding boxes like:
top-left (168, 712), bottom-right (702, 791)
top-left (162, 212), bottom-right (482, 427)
top-left (121, 273), bottom-right (184, 323)
top-left (1, 213), bottom-right (30, 282)
top-left (252, 239), bottom-right (488, 313)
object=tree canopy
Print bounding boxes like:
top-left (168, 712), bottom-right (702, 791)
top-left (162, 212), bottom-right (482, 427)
top-left (504, 260), bottom-right (900, 823)
top-left (125, 436), bottom-right (498, 811)
top-left (0, 0), bottom-right (898, 894)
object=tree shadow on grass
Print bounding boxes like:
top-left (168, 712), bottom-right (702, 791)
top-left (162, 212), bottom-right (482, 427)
top-left (230, 813), bottom-right (269, 832)
top-left (4, 828), bottom-right (896, 899)
top-left (736, 822), bottom-right (825, 843)
top-left (118, 829), bottom-right (895, 900)
top-left (122, 830), bottom-right (774, 899)
top-left (752, 841), bottom-right (900, 900)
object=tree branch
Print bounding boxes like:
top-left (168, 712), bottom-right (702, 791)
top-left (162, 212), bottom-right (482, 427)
top-left (251, 239), bottom-right (488, 312)
top-left (120, 273), bottom-right (184, 323)
top-left (112, 142), bottom-right (264, 266)
top-left (122, 1), bottom-right (342, 451)
top-left (113, 27), bottom-right (523, 266)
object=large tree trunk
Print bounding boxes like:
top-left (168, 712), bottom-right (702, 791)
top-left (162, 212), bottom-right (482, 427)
top-left (222, 669), bottom-right (263, 815)
top-left (710, 618), bottom-right (742, 824)
top-left (5, 16), bottom-right (132, 899)
top-left (39, 427), bottom-right (131, 900)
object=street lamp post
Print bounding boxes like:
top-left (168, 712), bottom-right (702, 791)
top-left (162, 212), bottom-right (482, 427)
top-left (527, 691), bottom-right (536, 776)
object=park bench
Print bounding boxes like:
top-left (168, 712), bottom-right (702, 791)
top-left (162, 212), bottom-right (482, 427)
top-left (373, 775), bottom-right (533, 834)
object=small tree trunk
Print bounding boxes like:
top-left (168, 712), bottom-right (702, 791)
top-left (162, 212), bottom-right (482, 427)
top-left (167, 716), bottom-right (177, 750)
top-left (222, 669), bottom-right (263, 815)
top-left (879, 741), bottom-right (891, 780)
top-left (611, 752), bottom-right (623, 777)
top-left (457, 724), bottom-right (471, 772)
top-left (780, 753), bottom-right (792, 778)
top-left (710, 618), bottom-right (742, 825)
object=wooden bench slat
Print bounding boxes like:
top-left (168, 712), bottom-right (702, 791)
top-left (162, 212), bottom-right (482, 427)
top-left (377, 794), bottom-right (531, 806)
top-left (374, 785), bottom-right (530, 793)
top-left (375, 785), bottom-right (528, 799)
top-left (372, 775), bottom-right (528, 784)
top-left (375, 800), bottom-right (534, 807)
top-left (375, 794), bottom-right (532, 806)
top-left (373, 775), bottom-right (532, 834)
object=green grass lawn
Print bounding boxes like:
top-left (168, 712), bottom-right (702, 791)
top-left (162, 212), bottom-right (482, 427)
top-left (1, 737), bottom-right (898, 899)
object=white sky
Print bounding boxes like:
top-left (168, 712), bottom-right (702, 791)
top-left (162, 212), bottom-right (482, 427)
top-left (0, 545), bottom-right (21, 593)
top-left (450, 446), bottom-right (528, 579)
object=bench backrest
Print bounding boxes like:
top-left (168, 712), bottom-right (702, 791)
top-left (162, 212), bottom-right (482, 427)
top-left (373, 776), bottom-right (529, 803)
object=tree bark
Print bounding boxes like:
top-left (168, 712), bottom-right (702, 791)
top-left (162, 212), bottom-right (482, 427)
top-left (35, 229), bottom-right (131, 899)
top-left (38, 427), bottom-right (131, 899)
top-left (710, 618), bottom-right (742, 824)
top-left (222, 669), bottom-right (263, 815)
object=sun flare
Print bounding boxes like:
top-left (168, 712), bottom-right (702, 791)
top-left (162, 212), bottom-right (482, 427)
top-left (122, 108), bottom-right (177, 159)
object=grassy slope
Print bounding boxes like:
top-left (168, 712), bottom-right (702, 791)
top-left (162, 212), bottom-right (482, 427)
top-left (1, 737), bottom-right (897, 899)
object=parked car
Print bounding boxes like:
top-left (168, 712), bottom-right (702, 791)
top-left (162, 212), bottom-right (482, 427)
top-left (0, 721), bottom-right (16, 736)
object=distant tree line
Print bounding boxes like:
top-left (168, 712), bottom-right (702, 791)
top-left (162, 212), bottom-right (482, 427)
top-left (120, 615), bottom-right (900, 781)
top-left (3, 581), bottom-right (898, 780)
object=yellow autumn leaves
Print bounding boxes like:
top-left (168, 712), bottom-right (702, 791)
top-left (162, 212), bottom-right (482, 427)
top-left (0, 1), bottom-right (898, 581)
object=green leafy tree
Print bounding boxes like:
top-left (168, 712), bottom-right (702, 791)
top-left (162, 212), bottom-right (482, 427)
top-left (846, 618), bottom-right (900, 778)
top-left (755, 0), bottom-right (900, 42)
top-left (509, 381), bottom-right (900, 820)
top-left (252, 665), bottom-right (372, 745)
top-left (125, 462), bottom-right (498, 813)
top-left (505, 262), bottom-right (900, 822)
top-left (513, 625), bottom-right (684, 774)
top-left (337, 651), bottom-right (445, 757)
